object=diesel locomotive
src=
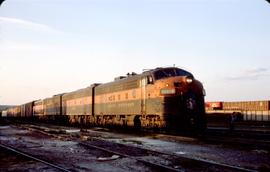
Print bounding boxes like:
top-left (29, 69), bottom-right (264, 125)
top-left (4, 67), bottom-right (207, 132)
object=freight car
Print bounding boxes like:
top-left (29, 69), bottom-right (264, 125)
top-left (206, 101), bottom-right (270, 122)
top-left (5, 67), bottom-right (207, 132)
top-left (33, 100), bottom-right (44, 117)
top-left (7, 106), bottom-right (21, 118)
top-left (21, 101), bottom-right (35, 118)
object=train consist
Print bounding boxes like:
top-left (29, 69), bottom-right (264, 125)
top-left (1, 67), bottom-right (207, 131)
top-left (206, 101), bottom-right (270, 121)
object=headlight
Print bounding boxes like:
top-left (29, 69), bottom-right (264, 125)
top-left (186, 77), bottom-right (193, 84)
top-left (160, 88), bottom-right (176, 95)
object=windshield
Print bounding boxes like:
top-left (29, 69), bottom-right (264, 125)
top-left (154, 68), bottom-right (193, 80)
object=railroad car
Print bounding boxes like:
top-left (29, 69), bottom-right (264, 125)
top-left (43, 94), bottom-right (63, 121)
top-left (206, 101), bottom-right (270, 122)
top-left (4, 67), bottom-right (207, 132)
top-left (21, 101), bottom-right (34, 118)
top-left (205, 102), bottom-right (223, 110)
top-left (62, 85), bottom-right (97, 125)
top-left (33, 100), bottom-right (44, 117)
top-left (223, 101), bottom-right (270, 111)
top-left (7, 106), bottom-right (21, 118)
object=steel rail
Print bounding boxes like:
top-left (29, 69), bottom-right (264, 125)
top-left (0, 143), bottom-right (71, 172)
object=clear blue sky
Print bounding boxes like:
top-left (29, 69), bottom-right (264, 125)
top-left (0, 0), bottom-right (270, 104)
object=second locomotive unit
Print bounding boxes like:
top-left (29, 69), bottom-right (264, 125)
top-left (5, 67), bottom-right (207, 132)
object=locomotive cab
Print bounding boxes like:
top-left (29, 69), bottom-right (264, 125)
top-left (142, 67), bottom-right (206, 132)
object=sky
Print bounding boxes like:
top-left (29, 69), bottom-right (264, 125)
top-left (0, 0), bottom-right (270, 105)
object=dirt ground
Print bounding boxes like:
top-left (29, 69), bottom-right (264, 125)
top-left (0, 123), bottom-right (269, 172)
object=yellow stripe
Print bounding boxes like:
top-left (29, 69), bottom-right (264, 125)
top-left (94, 87), bottom-right (162, 104)
top-left (66, 96), bottom-right (92, 107)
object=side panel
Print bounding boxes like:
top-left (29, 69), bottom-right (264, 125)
top-left (33, 100), bottom-right (44, 116)
top-left (62, 87), bottom-right (93, 116)
top-left (94, 75), bottom-right (165, 119)
top-left (21, 105), bottom-right (26, 117)
top-left (7, 108), bottom-right (13, 117)
top-left (143, 80), bottom-right (164, 116)
top-left (223, 101), bottom-right (269, 111)
top-left (7, 106), bottom-right (21, 117)
top-left (25, 101), bottom-right (34, 117)
top-left (44, 95), bottom-right (62, 116)
top-left (140, 77), bottom-right (147, 115)
top-left (15, 106), bottom-right (21, 117)
top-left (94, 87), bottom-right (141, 115)
top-left (94, 78), bottom-right (142, 115)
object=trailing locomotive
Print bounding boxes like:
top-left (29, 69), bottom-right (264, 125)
top-left (5, 67), bottom-right (206, 132)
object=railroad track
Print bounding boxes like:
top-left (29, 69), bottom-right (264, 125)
top-left (17, 123), bottom-right (257, 172)
top-left (207, 126), bottom-right (270, 137)
top-left (79, 140), bottom-right (180, 172)
top-left (3, 122), bottom-right (264, 171)
top-left (205, 127), bottom-right (270, 149)
top-left (79, 138), bottom-right (257, 172)
top-left (0, 143), bottom-right (71, 172)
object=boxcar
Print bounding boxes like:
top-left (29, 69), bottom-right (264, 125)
top-left (206, 100), bottom-right (270, 122)
top-left (22, 101), bottom-right (34, 117)
top-left (7, 106), bottom-right (21, 117)
top-left (223, 101), bottom-right (270, 111)
top-left (33, 100), bottom-right (44, 117)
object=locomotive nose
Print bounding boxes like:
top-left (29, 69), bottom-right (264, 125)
top-left (174, 81), bottom-right (182, 88)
